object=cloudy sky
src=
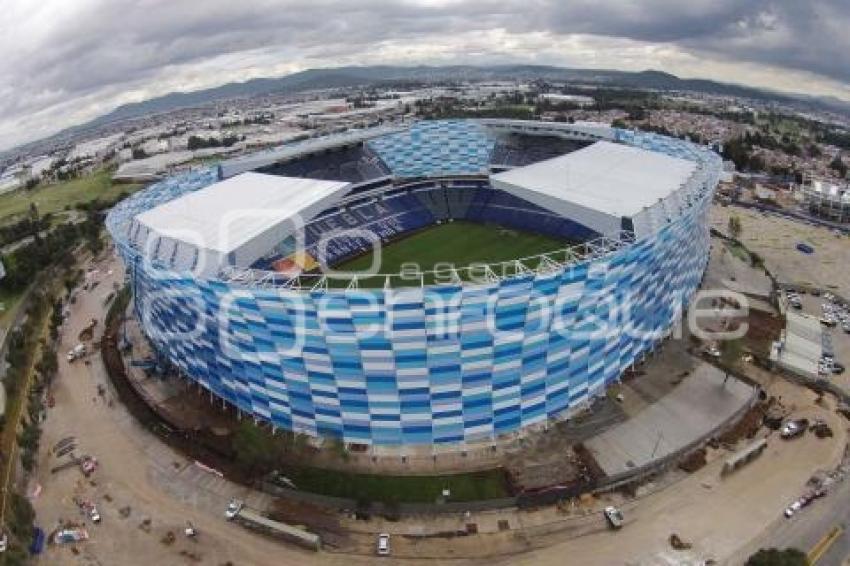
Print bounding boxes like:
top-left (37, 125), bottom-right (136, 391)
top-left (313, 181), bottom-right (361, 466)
top-left (2, 0), bottom-right (849, 151)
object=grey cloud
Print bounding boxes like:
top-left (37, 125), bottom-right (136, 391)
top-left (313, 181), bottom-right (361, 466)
top-left (1, 0), bottom-right (848, 151)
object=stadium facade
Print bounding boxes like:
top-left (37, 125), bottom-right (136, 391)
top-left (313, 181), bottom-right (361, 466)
top-left (107, 119), bottom-right (722, 446)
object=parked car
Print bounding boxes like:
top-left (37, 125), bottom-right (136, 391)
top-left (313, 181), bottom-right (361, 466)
top-left (781, 419), bottom-right (809, 439)
top-left (784, 500), bottom-right (803, 518)
top-left (89, 506), bottom-right (101, 524)
top-left (376, 533), bottom-right (391, 556)
top-left (225, 499), bottom-right (243, 520)
top-left (833, 362), bottom-right (845, 375)
top-left (796, 242), bottom-right (815, 254)
top-left (604, 506), bottom-right (624, 529)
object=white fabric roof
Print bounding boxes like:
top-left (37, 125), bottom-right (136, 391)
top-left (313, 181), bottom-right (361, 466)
top-left (133, 172), bottom-right (349, 275)
top-left (491, 141), bottom-right (697, 237)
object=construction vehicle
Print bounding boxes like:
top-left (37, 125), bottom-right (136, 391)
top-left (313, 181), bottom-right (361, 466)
top-left (225, 502), bottom-right (320, 551)
top-left (54, 528), bottom-right (88, 544)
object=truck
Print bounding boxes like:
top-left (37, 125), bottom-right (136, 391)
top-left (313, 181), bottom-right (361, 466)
top-left (67, 344), bottom-right (86, 362)
top-left (225, 502), bottom-right (320, 551)
top-left (54, 528), bottom-right (88, 544)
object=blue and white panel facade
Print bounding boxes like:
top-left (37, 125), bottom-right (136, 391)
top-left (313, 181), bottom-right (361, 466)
top-left (108, 120), bottom-right (720, 446)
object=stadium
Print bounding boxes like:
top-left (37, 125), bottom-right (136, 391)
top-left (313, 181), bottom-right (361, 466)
top-left (106, 119), bottom-right (722, 446)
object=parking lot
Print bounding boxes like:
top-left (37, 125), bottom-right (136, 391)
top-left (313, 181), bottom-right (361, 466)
top-left (789, 290), bottom-right (850, 397)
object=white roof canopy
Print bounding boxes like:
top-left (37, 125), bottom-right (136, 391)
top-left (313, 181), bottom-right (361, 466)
top-left (132, 172), bottom-right (349, 276)
top-left (491, 141), bottom-right (697, 237)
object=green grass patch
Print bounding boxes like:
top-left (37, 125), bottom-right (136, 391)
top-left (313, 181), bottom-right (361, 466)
top-left (279, 466), bottom-right (510, 503)
top-left (724, 240), bottom-right (752, 264)
top-left (333, 220), bottom-right (569, 287)
top-left (0, 169), bottom-right (141, 225)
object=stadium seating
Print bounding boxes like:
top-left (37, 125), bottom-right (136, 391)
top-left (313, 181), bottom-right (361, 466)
top-left (256, 143), bottom-right (390, 183)
top-left (490, 134), bottom-right (591, 168)
top-left (255, 181), bottom-right (602, 271)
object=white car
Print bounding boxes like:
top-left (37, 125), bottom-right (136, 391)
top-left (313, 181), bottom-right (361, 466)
top-left (0, 532), bottom-right (7, 552)
top-left (225, 499), bottom-right (243, 520)
top-left (603, 506), bottom-right (625, 529)
top-left (784, 500), bottom-right (802, 518)
top-left (376, 533), bottom-right (391, 556)
top-left (89, 506), bottom-right (101, 523)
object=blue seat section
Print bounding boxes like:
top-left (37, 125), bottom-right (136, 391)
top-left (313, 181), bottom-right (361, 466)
top-left (256, 144), bottom-right (390, 183)
top-left (301, 193), bottom-right (436, 266)
top-left (413, 188), bottom-right (450, 221)
top-left (466, 189), bottom-right (599, 242)
top-left (368, 120), bottom-right (494, 178)
top-left (255, 181), bottom-right (601, 270)
top-left (490, 135), bottom-right (592, 167)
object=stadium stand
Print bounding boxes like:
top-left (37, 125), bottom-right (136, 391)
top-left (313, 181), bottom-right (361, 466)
top-left (490, 134), bottom-right (591, 168)
top-left (256, 143), bottom-right (390, 183)
top-left (254, 182), bottom-right (601, 271)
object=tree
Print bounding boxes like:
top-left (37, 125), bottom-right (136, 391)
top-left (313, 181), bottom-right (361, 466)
top-left (807, 143), bottom-right (822, 158)
top-left (745, 547), bottom-right (808, 566)
top-left (728, 215), bottom-right (742, 239)
top-left (829, 155), bottom-right (847, 178)
top-left (232, 421), bottom-right (277, 473)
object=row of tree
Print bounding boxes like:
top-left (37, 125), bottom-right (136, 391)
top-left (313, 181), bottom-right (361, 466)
top-left (187, 134), bottom-right (242, 151)
top-left (0, 211), bottom-right (51, 248)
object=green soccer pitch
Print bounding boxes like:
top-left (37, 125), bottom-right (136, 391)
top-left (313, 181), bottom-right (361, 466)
top-left (331, 220), bottom-right (569, 287)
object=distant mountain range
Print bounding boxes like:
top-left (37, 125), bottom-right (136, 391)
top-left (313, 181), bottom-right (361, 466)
top-left (85, 65), bottom-right (850, 128)
top-left (8, 64), bottom-right (850, 157)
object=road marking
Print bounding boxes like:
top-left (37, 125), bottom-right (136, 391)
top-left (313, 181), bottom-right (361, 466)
top-left (808, 525), bottom-right (843, 565)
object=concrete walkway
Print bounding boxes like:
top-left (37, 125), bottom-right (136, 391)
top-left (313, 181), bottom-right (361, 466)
top-left (586, 365), bottom-right (755, 477)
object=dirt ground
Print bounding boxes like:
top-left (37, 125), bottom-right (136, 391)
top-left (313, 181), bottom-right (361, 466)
top-left (711, 205), bottom-right (850, 298)
top-left (30, 253), bottom-right (338, 566)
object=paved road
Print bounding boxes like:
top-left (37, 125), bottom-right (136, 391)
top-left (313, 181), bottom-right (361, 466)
top-left (744, 471), bottom-right (850, 565)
